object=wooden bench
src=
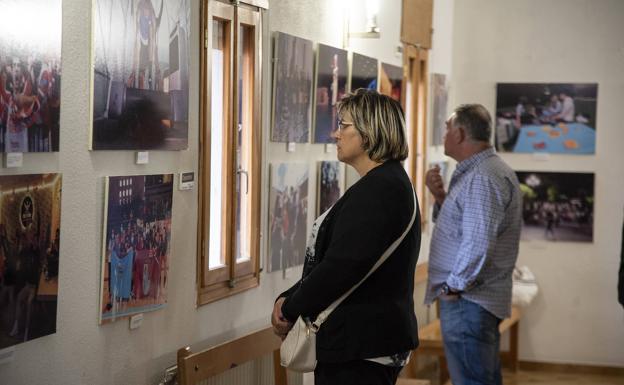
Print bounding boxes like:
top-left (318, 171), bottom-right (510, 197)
top-left (405, 263), bottom-right (522, 384)
top-left (177, 326), bottom-right (288, 385)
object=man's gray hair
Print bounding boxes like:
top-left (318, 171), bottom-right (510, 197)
top-left (452, 104), bottom-right (492, 142)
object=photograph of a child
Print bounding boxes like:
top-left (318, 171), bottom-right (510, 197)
top-left (0, 173), bottom-right (62, 349)
top-left (496, 83), bottom-right (598, 154)
top-left (100, 174), bottom-right (173, 323)
top-left (317, 161), bottom-right (343, 216)
top-left (268, 163), bottom-right (308, 272)
top-left (516, 171), bottom-right (594, 242)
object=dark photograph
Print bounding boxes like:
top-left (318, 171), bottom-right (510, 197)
top-left (313, 44), bottom-right (348, 143)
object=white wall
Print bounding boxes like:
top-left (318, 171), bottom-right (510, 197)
top-left (0, 1), bottom-right (412, 384)
top-left (451, 0), bottom-right (624, 367)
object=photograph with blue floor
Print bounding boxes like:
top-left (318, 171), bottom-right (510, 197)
top-left (495, 83), bottom-right (598, 154)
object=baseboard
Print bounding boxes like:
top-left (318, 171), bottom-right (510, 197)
top-left (519, 360), bottom-right (624, 376)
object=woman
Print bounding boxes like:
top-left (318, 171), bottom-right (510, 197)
top-left (271, 89), bottom-right (421, 385)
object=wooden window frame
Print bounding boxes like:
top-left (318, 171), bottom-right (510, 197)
top-left (197, 0), bottom-right (263, 305)
top-left (403, 45), bottom-right (428, 227)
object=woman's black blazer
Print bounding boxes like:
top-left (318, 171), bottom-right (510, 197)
top-left (278, 160), bottom-right (421, 363)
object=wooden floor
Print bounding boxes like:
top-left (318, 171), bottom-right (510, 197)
top-left (439, 370), bottom-right (624, 385)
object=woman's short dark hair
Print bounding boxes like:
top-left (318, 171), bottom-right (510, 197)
top-left (337, 88), bottom-right (408, 162)
top-left (452, 104), bottom-right (492, 143)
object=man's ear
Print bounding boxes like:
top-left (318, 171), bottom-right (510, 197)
top-left (455, 125), bottom-right (466, 143)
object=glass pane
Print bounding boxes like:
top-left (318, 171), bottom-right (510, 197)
top-left (234, 25), bottom-right (254, 263)
top-left (208, 19), bottom-right (227, 270)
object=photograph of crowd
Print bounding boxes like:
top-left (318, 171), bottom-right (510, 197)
top-left (495, 83), bottom-right (598, 154)
top-left (313, 44), bottom-right (348, 143)
top-left (268, 163), bottom-right (308, 273)
top-left (431, 73), bottom-right (448, 146)
top-left (379, 63), bottom-right (402, 105)
top-left (92, 0), bottom-right (190, 150)
top-left (317, 161), bottom-right (343, 216)
top-left (271, 32), bottom-right (313, 143)
top-left (516, 171), bottom-right (594, 242)
top-left (100, 174), bottom-right (173, 323)
top-left (0, 0), bottom-right (62, 153)
top-left (0, 173), bottom-right (62, 349)
top-left (350, 52), bottom-right (378, 92)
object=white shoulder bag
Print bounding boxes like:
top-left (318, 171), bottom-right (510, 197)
top-left (280, 191), bottom-right (417, 372)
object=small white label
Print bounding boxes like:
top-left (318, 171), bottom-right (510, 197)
top-left (532, 152), bottom-right (550, 161)
top-left (0, 346), bottom-right (16, 365)
top-left (287, 142), bottom-right (296, 152)
top-left (5, 152), bottom-right (23, 168)
top-left (179, 172), bottom-right (195, 190)
top-left (129, 313), bottom-right (144, 330)
top-left (324, 143), bottom-right (336, 153)
top-left (136, 151), bottom-right (149, 164)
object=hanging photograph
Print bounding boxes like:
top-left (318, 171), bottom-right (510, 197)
top-left (271, 32), bottom-right (313, 143)
top-left (317, 161), bottom-right (344, 216)
top-left (313, 44), bottom-right (348, 143)
top-left (516, 171), bottom-right (594, 242)
top-left (379, 63), bottom-right (402, 105)
top-left (91, 0), bottom-right (190, 150)
top-left (431, 73), bottom-right (448, 146)
top-left (350, 52), bottom-right (378, 92)
top-left (99, 174), bottom-right (173, 324)
top-left (0, 174), bottom-right (62, 349)
top-left (268, 163), bottom-right (308, 273)
top-left (0, 0), bottom-right (62, 153)
top-left (495, 83), bottom-right (598, 154)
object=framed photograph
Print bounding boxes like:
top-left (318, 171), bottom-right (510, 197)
top-left (0, 173), bottom-right (62, 349)
top-left (317, 161), bottom-right (344, 216)
top-left (431, 73), bottom-right (448, 146)
top-left (268, 163), bottom-right (309, 272)
top-left (516, 171), bottom-right (594, 242)
top-left (379, 63), bottom-right (403, 105)
top-left (0, 0), bottom-right (62, 153)
top-left (495, 83), bottom-right (598, 154)
top-left (91, 0), bottom-right (190, 150)
top-left (271, 32), bottom-right (313, 143)
top-left (350, 52), bottom-right (378, 92)
top-left (313, 44), bottom-right (348, 143)
top-left (99, 174), bottom-right (173, 324)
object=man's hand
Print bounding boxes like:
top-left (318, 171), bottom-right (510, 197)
top-left (271, 297), bottom-right (293, 341)
top-left (425, 165), bottom-right (447, 205)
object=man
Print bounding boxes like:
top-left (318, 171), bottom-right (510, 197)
top-left (554, 90), bottom-right (575, 122)
top-left (425, 104), bottom-right (522, 385)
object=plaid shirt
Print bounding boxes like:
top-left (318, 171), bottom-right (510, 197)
top-left (425, 148), bottom-right (522, 319)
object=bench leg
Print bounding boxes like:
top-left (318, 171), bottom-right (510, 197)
top-left (508, 321), bottom-right (519, 372)
top-left (273, 349), bottom-right (288, 385)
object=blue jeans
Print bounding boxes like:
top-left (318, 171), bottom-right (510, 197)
top-left (439, 296), bottom-right (502, 385)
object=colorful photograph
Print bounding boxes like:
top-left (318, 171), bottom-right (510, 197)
top-left (0, 0), bottom-right (62, 152)
top-left (516, 171), bottom-right (594, 242)
top-left (350, 52), bottom-right (377, 92)
top-left (313, 44), bottom-right (348, 143)
top-left (379, 63), bottom-right (402, 105)
top-left (100, 174), bottom-right (173, 323)
top-left (92, 0), bottom-right (190, 150)
top-left (0, 174), bottom-right (62, 349)
top-left (271, 32), bottom-right (313, 143)
top-left (268, 163), bottom-right (308, 272)
top-left (431, 73), bottom-right (448, 146)
top-left (317, 161), bottom-right (343, 216)
top-left (495, 83), bottom-right (598, 154)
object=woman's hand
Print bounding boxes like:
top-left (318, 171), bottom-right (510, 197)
top-left (272, 297), bottom-right (293, 340)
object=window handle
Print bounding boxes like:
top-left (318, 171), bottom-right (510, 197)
top-left (237, 167), bottom-right (249, 194)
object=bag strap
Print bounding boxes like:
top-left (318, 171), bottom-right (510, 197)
top-left (311, 189), bottom-right (417, 330)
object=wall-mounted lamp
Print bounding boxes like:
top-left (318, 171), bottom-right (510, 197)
top-left (346, 0), bottom-right (381, 42)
